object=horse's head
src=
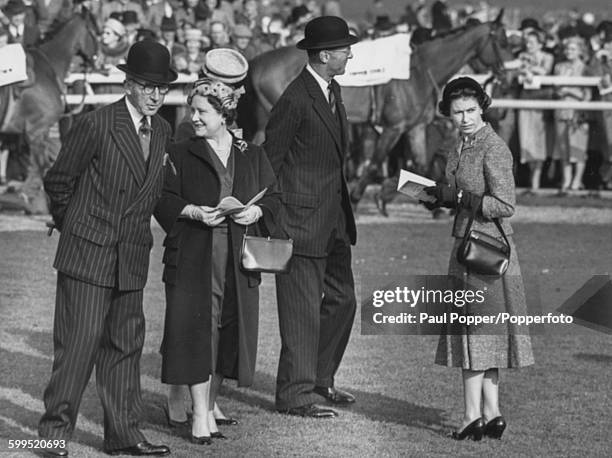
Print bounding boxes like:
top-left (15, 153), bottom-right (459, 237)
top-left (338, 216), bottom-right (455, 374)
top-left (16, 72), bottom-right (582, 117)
top-left (471, 9), bottom-right (512, 78)
top-left (74, 8), bottom-right (99, 68)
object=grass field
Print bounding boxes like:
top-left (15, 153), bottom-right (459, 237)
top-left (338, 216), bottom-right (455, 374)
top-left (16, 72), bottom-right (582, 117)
top-left (1, 199), bottom-right (611, 457)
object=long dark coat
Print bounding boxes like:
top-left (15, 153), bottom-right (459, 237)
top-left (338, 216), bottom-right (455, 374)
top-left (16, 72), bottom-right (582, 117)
top-left (154, 135), bottom-right (280, 386)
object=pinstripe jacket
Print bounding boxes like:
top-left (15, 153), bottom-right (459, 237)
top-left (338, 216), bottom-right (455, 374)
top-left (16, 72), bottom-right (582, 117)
top-left (44, 98), bottom-right (172, 291)
top-left (447, 123), bottom-right (515, 239)
top-left (263, 68), bottom-right (357, 257)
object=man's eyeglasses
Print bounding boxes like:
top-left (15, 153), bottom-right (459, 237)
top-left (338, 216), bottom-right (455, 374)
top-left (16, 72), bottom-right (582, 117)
top-left (132, 80), bottom-right (170, 95)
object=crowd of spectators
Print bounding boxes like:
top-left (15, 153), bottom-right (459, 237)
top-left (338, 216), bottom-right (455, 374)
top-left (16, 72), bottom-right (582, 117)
top-left (1, 0), bottom-right (611, 191)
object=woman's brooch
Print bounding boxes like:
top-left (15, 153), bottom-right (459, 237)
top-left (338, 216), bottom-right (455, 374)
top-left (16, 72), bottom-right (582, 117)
top-left (234, 139), bottom-right (248, 153)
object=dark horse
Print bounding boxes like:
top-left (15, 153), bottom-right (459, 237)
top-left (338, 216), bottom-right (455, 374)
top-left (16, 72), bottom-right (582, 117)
top-left (237, 12), bottom-right (510, 209)
top-left (0, 10), bottom-right (98, 214)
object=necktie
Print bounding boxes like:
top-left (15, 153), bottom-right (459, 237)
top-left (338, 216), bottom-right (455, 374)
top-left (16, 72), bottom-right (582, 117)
top-left (328, 81), bottom-right (336, 115)
top-left (139, 116), bottom-right (151, 162)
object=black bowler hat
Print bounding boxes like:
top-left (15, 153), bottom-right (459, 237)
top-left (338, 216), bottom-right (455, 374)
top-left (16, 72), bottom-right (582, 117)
top-left (117, 41), bottom-right (178, 84)
top-left (296, 16), bottom-right (359, 50)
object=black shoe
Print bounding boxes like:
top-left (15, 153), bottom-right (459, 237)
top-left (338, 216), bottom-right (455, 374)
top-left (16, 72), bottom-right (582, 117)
top-left (484, 416), bottom-right (507, 439)
top-left (450, 418), bottom-right (485, 441)
top-left (215, 417), bottom-right (238, 425)
top-left (211, 431), bottom-right (226, 439)
top-left (278, 403), bottom-right (338, 418)
top-left (41, 446), bottom-right (68, 457)
top-left (106, 441), bottom-right (170, 456)
top-left (190, 435), bottom-right (212, 445)
top-left (314, 386), bottom-right (356, 405)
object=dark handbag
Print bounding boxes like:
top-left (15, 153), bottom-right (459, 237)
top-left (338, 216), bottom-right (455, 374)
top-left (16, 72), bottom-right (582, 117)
top-left (456, 199), bottom-right (510, 277)
top-left (240, 225), bottom-right (293, 274)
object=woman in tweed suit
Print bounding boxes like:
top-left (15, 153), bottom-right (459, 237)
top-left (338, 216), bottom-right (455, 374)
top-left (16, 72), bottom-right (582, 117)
top-left (423, 77), bottom-right (534, 441)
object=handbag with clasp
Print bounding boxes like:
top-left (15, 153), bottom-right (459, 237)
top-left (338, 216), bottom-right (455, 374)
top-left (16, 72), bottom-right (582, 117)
top-left (240, 225), bottom-right (293, 274)
top-left (456, 198), bottom-right (510, 277)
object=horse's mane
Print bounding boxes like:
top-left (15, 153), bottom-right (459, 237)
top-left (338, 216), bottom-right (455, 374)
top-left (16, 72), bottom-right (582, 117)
top-left (39, 9), bottom-right (99, 45)
top-left (428, 21), bottom-right (485, 41)
top-left (39, 16), bottom-right (74, 44)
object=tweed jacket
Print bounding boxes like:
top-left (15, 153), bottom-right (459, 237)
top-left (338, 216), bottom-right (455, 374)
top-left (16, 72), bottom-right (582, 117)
top-left (263, 67), bottom-right (357, 257)
top-left (44, 98), bottom-right (172, 291)
top-left (447, 123), bottom-right (515, 239)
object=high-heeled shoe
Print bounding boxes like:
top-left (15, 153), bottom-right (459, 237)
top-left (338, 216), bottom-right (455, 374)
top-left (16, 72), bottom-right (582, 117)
top-left (190, 435), bottom-right (212, 445)
top-left (484, 416), bottom-right (506, 439)
top-left (211, 431), bottom-right (227, 439)
top-left (450, 417), bottom-right (484, 441)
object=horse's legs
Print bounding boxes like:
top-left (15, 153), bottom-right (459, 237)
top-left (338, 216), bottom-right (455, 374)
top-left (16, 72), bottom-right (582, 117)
top-left (350, 126), bottom-right (403, 207)
top-left (22, 124), bottom-right (58, 214)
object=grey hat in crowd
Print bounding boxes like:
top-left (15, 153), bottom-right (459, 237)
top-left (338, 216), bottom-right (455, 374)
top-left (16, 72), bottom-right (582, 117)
top-left (200, 48), bottom-right (249, 84)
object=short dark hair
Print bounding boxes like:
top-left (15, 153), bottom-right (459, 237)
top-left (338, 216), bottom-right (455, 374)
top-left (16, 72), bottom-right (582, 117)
top-left (438, 77), bottom-right (491, 117)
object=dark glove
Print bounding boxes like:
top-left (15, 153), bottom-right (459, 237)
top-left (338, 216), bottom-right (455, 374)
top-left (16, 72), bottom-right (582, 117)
top-left (423, 183), bottom-right (457, 209)
top-left (458, 190), bottom-right (482, 211)
top-left (421, 200), bottom-right (441, 211)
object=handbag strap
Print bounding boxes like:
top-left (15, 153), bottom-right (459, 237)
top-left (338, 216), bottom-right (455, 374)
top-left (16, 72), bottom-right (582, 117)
top-left (461, 196), bottom-right (510, 251)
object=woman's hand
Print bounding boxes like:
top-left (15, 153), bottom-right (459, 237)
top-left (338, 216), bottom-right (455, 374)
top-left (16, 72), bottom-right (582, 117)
top-left (182, 204), bottom-right (225, 226)
top-left (231, 205), bottom-right (263, 226)
top-left (423, 184), bottom-right (457, 208)
top-left (423, 184), bottom-right (482, 211)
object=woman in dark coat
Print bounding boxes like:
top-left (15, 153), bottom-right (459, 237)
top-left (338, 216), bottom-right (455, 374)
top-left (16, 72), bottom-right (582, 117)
top-left (422, 77), bottom-right (534, 442)
top-left (154, 76), bottom-right (280, 443)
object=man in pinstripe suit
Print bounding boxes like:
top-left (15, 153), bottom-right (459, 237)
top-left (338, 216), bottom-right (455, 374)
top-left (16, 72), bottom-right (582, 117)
top-left (263, 16), bottom-right (359, 418)
top-left (38, 41), bottom-right (176, 456)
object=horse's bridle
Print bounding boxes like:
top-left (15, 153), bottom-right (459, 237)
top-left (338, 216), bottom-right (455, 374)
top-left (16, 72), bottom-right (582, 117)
top-left (474, 23), bottom-right (507, 78)
top-left (77, 11), bottom-right (99, 68)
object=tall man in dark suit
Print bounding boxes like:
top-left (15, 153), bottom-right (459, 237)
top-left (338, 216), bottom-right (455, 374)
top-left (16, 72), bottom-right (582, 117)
top-left (38, 41), bottom-right (177, 457)
top-left (263, 16), bottom-right (359, 418)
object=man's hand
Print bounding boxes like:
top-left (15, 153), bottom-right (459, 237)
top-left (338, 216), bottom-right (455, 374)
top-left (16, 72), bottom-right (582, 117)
top-left (231, 205), bottom-right (263, 226)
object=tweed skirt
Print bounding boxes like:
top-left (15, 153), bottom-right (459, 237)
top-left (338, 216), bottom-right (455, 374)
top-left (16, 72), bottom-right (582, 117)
top-left (435, 236), bottom-right (535, 370)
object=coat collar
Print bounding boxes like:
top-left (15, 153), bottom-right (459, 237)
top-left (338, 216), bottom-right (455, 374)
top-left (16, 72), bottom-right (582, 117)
top-left (187, 132), bottom-right (250, 186)
top-left (109, 98), bottom-right (166, 188)
top-left (300, 68), bottom-right (343, 154)
top-left (460, 123), bottom-right (493, 151)
top-left (110, 98), bottom-right (147, 186)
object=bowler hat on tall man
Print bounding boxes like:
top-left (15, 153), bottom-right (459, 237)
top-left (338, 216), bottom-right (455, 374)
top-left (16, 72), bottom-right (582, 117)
top-left (117, 40), bottom-right (178, 84)
top-left (296, 15), bottom-right (359, 50)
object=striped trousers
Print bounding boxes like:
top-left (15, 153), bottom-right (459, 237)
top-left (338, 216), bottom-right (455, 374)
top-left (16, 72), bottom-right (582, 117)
top-left (38, 273), bottom-right (146, 450)
top-left (275, 235), bottom-right (356, 409)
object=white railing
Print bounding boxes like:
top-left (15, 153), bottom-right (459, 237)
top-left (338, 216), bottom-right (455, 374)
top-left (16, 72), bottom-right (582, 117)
top-left (64, 72), bottom-right (612, 110)
top-left (65, 72), bottom-right (198, 85)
